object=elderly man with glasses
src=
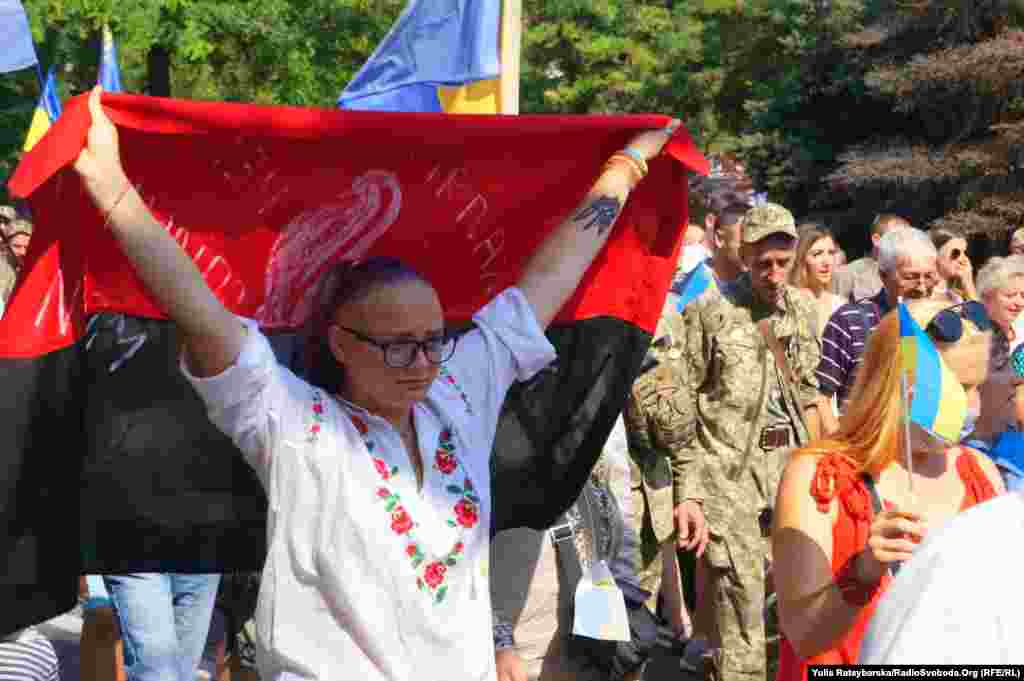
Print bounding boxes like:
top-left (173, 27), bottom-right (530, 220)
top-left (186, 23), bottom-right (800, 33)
top-left (816, 227), bottom-right (939, 426)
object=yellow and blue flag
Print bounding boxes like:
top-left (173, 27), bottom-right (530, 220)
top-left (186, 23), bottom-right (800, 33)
top-left (0, 0), bottom-right (38, 74)
top-left (22, 65), bottom-right (62, 152)
top-left (99, 24), bottom-right (123, 92)
top-left (337, 0), bottom-right (503, 113)
top-left (898, 302), bottom-right (967, 443)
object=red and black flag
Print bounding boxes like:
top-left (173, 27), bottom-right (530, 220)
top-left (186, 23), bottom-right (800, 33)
top-left (0, 92), bottom-right (707, 634)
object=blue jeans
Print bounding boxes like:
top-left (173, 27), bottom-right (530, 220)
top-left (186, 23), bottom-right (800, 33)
top-left (104, 573), bottom-right (221, 681)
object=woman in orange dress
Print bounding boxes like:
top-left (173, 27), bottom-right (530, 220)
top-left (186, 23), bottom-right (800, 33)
top-left (772, 298), bottom-right (1006, 679)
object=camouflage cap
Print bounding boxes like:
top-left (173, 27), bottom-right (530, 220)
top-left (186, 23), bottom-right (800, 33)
top-left (5, 217), bottom-right (32, 237)
top-left (741, 202), bottom-right (798, 244)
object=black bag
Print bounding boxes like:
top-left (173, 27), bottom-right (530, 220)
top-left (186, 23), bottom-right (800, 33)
top-left (567, 600), bottom-right (677, 680)
top-left (551, 517), bottom-right (675, 680)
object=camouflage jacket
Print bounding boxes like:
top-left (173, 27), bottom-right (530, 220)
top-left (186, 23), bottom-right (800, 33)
top-left (674, 274), bottom-right (820, 532)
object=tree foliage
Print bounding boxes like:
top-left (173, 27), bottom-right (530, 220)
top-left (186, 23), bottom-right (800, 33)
top-left (5, 0), bottom-right (1019, 244)
top-left (752, 0), bottom-right (1024, 256)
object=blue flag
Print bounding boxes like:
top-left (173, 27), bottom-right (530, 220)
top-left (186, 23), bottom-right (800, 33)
top-left (673, 261), bottom-right (713, 311)
top-left (99, 24), bottom-right (123, 92)
top-left (0, 0), bottom-right (38, 74)
top-left (338, 0), bottom-right (502, 112)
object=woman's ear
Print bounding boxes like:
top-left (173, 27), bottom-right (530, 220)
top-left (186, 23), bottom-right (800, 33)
top-left (326, 324), bottom-right (346, 365)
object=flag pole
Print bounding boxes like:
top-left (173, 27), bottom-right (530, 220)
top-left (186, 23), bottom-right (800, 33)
top-left (899, 296), bottom-right (915, 498)
top-left (498, 0), bottom-right (522, 114)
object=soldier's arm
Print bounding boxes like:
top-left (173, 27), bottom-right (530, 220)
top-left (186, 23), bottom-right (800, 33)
top-left (793, 295), bottom-right (824, 418)
top-left (670, 300), bottom-right (712, 505)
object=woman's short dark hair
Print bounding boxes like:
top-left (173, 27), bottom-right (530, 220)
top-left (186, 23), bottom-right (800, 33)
top-left (305, 256), bottom-right (428, 393)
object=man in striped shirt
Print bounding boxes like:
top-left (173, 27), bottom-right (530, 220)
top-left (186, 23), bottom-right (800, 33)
top-left (816, 227), bottom-right (938, 414)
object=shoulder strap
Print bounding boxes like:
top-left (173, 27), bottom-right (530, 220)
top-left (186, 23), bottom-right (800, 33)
top-left (955, 448), bottom-right (999, 505)
top-left (551, 512), bottom-right (584, 614)
top-left (729, 339), bottom-right (771, 482)
top-left (756, 317), bottom-right (812, 441)
top-left (859, 473), bottom-right (901, 575)
top-left (859, 473), bottom-right (884, 515)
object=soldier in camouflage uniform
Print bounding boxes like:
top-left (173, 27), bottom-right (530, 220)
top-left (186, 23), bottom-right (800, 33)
top-left (621, 274), bottom-right (715, 617)
top-left (673, 203), bottom-right (821, 681)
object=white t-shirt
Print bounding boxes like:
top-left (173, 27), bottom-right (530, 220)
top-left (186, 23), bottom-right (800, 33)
top-left (859, 492), bottom-right (1024, 664)
top-left (183, 287), bottom-right (556, 681)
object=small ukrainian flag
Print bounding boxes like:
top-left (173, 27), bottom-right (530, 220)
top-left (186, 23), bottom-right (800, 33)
top-left (898, 302), bottom-right (967, 443)
top-left (22, 64), bottom-right (62, 152)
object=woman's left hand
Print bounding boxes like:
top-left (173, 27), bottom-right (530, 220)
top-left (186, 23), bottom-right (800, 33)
top-left (625, 119), bottom-right (681, 161)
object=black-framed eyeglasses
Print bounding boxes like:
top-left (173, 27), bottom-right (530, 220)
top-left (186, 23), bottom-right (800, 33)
top-left (926, 301), bottom-right (992, 343)
top-left (336, 326), bottom-right (457, 368)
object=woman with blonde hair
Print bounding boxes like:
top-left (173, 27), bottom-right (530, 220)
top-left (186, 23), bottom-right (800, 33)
top-left (966, 255), bottom-right (1024, 490)
top-left (771, 298), bottom-right (1005, 679)
top-left (789, 225), bottom-right (843, 338)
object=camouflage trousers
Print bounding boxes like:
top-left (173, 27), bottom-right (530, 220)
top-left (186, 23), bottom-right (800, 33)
top-left (699, 450), bottom-right (787, 681)
top-left (701, 522), bottom-right (772, 681)
top-left (627, 487), bottom-right (670, 612)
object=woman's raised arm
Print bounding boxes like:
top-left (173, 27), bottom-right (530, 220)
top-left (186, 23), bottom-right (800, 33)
top-left (517, 121), bottom-right (679, 329)
top-left (74, 86), bottom-right (244, 377)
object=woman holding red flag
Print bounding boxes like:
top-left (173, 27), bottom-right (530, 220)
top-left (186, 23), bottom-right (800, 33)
top-left (71, 85), bottom-right (679, 681)
top-left (771, 298), bottom-right (1006, 680)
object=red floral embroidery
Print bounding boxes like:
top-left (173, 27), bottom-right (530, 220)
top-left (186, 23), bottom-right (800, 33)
top-left (352, 410), bottom-right (477, 604)
top-left (424, 562), bottom-right (447, 588)
top-left (438, 366), bottom-right (473, 414)
top-left (308, 391), bottom-right (326, 444)
top-left (435, 450), bottom-right (457, 475)
top-left (454, 499), bottom-right (479, 528)
top-left (391, 507), bottom-right (413, 534)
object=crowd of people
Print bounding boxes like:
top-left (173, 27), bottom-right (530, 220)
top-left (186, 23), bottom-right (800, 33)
top-left (1, 90), bottom-right (1023, 681)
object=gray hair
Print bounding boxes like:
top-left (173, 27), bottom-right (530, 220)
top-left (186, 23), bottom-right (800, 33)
top-left (877, 227), bottom-right (936, 274)
top-left (976, 255), bottom-right (1024, 299)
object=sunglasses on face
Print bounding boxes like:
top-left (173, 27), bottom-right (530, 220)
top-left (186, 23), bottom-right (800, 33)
top-left (926, 300), bottom-right (993, 343)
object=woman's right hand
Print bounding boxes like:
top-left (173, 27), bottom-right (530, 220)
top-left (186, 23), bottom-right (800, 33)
top-left (73, 86), bottom-right (130, 215)
top-left (494, 648), bottom-right (528, 681)
top-left (858, 507), bottom-right (927, 582)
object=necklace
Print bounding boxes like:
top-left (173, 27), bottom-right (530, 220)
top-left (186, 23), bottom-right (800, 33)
top-left (349, 412), bottom-right (481, 605)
